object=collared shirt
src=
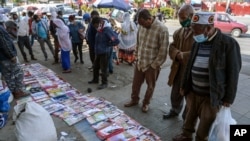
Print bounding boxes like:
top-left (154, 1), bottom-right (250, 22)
top-left (17, 17), bottom-right (29, 36)
top-left (136, 18), bottom-right (169, 72)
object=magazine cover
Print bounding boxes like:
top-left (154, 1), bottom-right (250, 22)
top-left (106, 131), bottom-right (136, 141)
top-left (91, 119), bottom-right (113, 131)
top-left (86, 111), bottom-right (108, 125)
top-left (136, 131), bottom-right (161, 141)
top-left (96, 123), bottom-right (124, 140)
top-left (43, 102), bottom-right (65, 114)
top-left (63, 112), bottom-right (85, 126)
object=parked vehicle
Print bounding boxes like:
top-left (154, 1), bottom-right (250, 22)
top-left (214, 12), bottom-right (248, 37)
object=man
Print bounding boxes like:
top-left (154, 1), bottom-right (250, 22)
top-left (17, 12), bottom-right (37, 62)
top-left (124, 9), bottom-right (169, 113)
top-left (163, 5), bottom-right (194, 119)
top-left (32, 14), bottom-right (55, 61)
top-left (173, 12), bottom-right (241, 141)
top-left (88, 17), bottom-right (119, 90)
top-left (0, 14), bottom-right (29, 99)
top-left (28, 11), bottom-right (35, 47)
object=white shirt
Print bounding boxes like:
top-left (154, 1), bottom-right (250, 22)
top-left (17, 16), bottom-right (29, 36)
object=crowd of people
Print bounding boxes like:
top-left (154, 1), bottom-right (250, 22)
top-left (0, 4), bottom-right (243, 141)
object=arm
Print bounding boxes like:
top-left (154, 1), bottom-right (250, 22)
top-left (151, 29), bottom-right (169, 69)
top-left (0, 30), bottom-right (16, 59)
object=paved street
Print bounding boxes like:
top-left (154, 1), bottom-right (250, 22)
top-left (0, 17), bottom-right (250, 141)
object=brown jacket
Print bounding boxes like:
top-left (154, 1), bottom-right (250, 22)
top-left (168, 27), bottom-right (194, 86)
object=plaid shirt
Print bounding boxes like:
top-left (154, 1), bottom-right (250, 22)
top-left (135, 18), bottom-right (169, 72)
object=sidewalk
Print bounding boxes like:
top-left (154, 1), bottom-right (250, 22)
top-left (1, 34), bottom-right (250, 141)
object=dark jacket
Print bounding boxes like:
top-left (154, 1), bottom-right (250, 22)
top-left (95, 26), bottom-right (119, 55)
top-left (181, 29), bottom-right (241, 107)
top-left (0, 26), bottom-right (17, 61)
top-left (86, 23), bottom-right (97, 49)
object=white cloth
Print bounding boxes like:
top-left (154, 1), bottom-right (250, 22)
top-left (17, 17), bottom-right (29, 36)
top-left (53, 19), bottom-right (72, 51)
top-left (118, 12), bottom-right (137, 49)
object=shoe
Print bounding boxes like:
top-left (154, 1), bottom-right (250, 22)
top-left (142, 104), bottom-right (149, 113)
top-left (45, 58), bottom-right (48, 61)
top-left (88, 80), bottom-right (98, 84)
top-left (124, 101), bottom-right (138, 107)
top-left (13, 91), bottom-right (30, 99)
top-left (109, 70), bottom-right (113, 74)
top-left (62, 69), bottom-right (71, 73)
top-left (24, 59), bottom-right (29, 63)
top-left (163, 111), bottom-right (178, 119)
top-left (97, 84), bottom-right (107, 90)
top-left (74, 57), bottom-right (78, 63)
top-left (52, 61), bottom-right (59, 65)
top-left (172, 133), bottom-right (192, 141)
top-left (31, 57), bottom-right (37, 60)
top-left (80, 60), bottom-right (84, 64)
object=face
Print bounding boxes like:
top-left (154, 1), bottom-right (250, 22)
top-left (138, 17), bottom-right (152, 29)
top-left (191, 24), bottom-right (208, 36)
top-left (178, 12), bottom-right (191, 27)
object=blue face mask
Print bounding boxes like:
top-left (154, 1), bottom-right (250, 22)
top-left (193, 34), bottom-right (208, 43)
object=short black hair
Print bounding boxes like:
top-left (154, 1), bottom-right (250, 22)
top-left (90, 10), bottom-right (99, 17)
top-left (33, 15), bottom-right (39, 21)
top-left (138, 9), bottom-right (152, 20)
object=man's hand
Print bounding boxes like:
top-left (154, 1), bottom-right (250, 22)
top-left (176, 52), bottom-right (184, 64)
top-left (11, 57), bottom-right (17, 63)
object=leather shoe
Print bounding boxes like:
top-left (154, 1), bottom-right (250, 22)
top-left (88, 80), bottom-right (98, 84)
top-left (163, 111), bottom-right (178, 119)
top-left (124, 101), bottom-right (138, 107)
top-left (173, 133), bottom-right (192, 141)
top-left (142, 105), bottom-right (149, 113)
top-left (97, 84), bottom-right (107, 90)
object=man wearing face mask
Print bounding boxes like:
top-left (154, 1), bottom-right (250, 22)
top-left (173, 12), bottom-right (241, 141)
top-left (163, 5), bottom-right (194, 120)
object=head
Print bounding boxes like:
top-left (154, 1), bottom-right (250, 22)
top-left (68, 15), bottom-right (75, 24)
top-left (57, 11), bottom-right (63, 17)
top-left (28, 11), bottom-right (34, 18)
top-left (137, 9), bottom-right (154, 29)
top-left (178, 4), bottom-right (194, 27)
top-left (33, 14), bottom-right (40, 23)
top-left (90, 10), bottom-right (100, 19)
top-left (83, 13), bottom-right (91, 24)
top-left (191, 12), bottom-right (216, 43)
top-left (91, 17), bottom-right (101, 29)
top-left (12, 13), bottom-right (18, 20)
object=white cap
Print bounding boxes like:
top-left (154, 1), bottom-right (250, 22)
top-left (191, 12), bottom-right (215, 25)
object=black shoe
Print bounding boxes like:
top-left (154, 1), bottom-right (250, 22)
top-left (97, 84), bottom-right (107, 90)
top-left (74, 57), bottom-right (78, 63)
top-left (163, 111), bottom-right (178, 119)
top-left (88, 80), bottom-right (98, 84)
top-left (80, 60), bottom-right (84, 64)
top-left (31, 57), bottom-right (37, 60)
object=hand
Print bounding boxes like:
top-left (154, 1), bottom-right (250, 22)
top-left (176, 52), bottom-right (184, 64)
top-left (223, 102), bottom-right (231, 107)
top-left (179, 88), bottom-right (184, 96)
top-left (11, 57), bottom-right (17, 63)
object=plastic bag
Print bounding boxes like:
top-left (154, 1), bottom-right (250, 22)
top-left (13, 101), bottom-right (57, 141)
top-left (208, 106), bottom-right (237, 141)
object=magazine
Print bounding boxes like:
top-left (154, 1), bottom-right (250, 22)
top-left (86, 111), bottom-right (108, 125)
top-left (96, 123), bottom-right (124, 140)
top-left (106, 131), bottom-right (136, 141)
top-left (91, 120), bottom-right (113, 131)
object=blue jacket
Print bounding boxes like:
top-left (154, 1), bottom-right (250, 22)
top-left (0, 26), bottom-right (17, 61)
top-left (68, 22), bottom-right (84, 43)
top-left (181, 29), bottom-right (242, 107)
top-left (95, 26), bottom-right (119, 55)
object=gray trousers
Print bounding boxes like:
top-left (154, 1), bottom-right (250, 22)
top-left (0, 60), bottom-right (24, 93)
top-left (37, 38), bottom-right (55, 59)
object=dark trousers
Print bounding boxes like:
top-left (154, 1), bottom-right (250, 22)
top-left (182, 92), bottom-right (219, 141)
top-left (17, 35), bottom-right (35, 60)
top-left (170, 68), bottom-right (186, 119)
top-left (37, 38), bottom-right (55, 59)
top-left (72, 42), bottom-right (83, 62)
top-left (131, 65), bottom-right (160, 105)
top-left (54, 39), bottom-right (60, 62)
top-left (89, 46), bottom-right (95, 65)
top-left (93, 53), bottom-right (109, 84)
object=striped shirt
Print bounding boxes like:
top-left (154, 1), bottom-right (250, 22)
top-left (136, 18), bottom-right (169, 72)
top-left (191, 43), bottom-right (212, 95)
